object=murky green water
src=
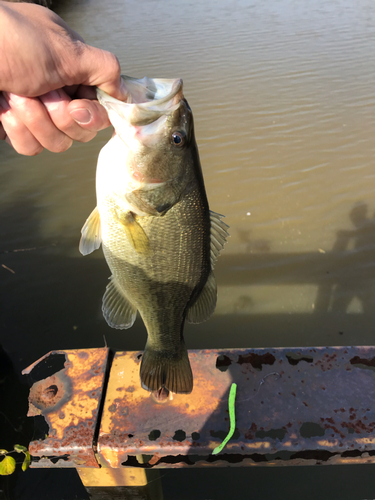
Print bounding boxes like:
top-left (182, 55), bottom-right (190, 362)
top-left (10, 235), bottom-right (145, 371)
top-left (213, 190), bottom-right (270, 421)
top-left (2, 0), bottom-right (375, 498)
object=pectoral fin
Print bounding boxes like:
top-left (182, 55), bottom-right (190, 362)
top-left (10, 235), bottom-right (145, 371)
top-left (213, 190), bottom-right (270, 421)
top-left (102, 276), bottom-right (137, 329)
top-left (210, 211), bottom-right (229, 268)
top-left (186, 272), bottom-right (217, 324)
top-left (79, 207), bottom-right (102, 255)
top-left (119, 212), bottom-right (150, 255)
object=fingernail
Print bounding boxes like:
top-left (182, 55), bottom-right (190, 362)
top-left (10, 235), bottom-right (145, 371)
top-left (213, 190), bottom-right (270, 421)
top-left (41, 90), bottom-right (62, 112)
top-left (6, 93), bottom-right (26, 105)
top-left (70, 108), bottom-right (92, 125)
top-left (43, 90), bottom-right (61, 100)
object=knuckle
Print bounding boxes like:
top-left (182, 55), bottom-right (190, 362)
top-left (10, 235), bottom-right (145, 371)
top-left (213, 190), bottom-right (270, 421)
top-left (26, 113), bottom-right (45, 130)
top-left (2, 112), bottom-right (22, 133)
top-left (106, 52), bottom-right (121, 79)
top-left (10, 96), bottom-right (35, 121)
top-left (56, 116), bottom-right (76, 134)
top-left (50, 136), bottom-right (73, 153)
top-left (14, 142), bottom-right (43, 156)
top-left (2, 119), bottom-right (30, 147)
top-left (28, 145), bottom-right (44, 156)
top-left (79, 131), bottom-right (97, 143)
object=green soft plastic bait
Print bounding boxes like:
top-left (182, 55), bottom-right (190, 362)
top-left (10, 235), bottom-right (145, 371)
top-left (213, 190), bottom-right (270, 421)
top-left (212, 383), bottom-right (237, 455)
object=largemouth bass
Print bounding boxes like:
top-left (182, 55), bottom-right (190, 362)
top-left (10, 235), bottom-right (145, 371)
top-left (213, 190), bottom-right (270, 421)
top-left (79, 76), bottom-right (228, 397)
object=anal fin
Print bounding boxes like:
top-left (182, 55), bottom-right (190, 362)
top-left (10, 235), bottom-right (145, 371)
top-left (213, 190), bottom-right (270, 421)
top-left (186, 272), bottom-right (217, 324)
top-left (102, 276), bottom-right (137, 329)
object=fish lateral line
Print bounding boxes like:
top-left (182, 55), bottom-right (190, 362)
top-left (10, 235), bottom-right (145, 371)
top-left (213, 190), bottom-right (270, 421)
top-left (212, 382), bottom-right (237, 455)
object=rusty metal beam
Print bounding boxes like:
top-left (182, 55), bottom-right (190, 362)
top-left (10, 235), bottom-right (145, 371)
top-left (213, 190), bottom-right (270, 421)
top-left (97, 347), bottom-right (375, 468)
top-left (24, 346), bottom-right (375, 469)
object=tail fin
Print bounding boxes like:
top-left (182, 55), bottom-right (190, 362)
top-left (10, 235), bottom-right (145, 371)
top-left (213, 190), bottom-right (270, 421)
top-left (140, 344), bottom-right (193, 394)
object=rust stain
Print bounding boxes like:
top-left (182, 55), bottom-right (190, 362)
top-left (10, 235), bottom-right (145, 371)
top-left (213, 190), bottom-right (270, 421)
top-left (27, 374), bottom-right (69, 416)
top-left (23, 348), bottom-right (109, 468)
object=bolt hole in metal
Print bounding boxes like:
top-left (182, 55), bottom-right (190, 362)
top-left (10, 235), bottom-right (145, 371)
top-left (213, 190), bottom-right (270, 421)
top-left (299, 422), bottom-right (325, 438)
top-left (42, 384), bottom-right (58, 400)
top-left (350, 355), bottom-right (375, 370)
top-left (210, 429), bottom-right (241, 441)
top-left (216, 355), bottom-right (231, 372)
top-left (255, 428), bottom-right (286, 441)
top-left (173, 430), bottom-right (186, 442)
top-left (286, 353), bottom-right (314, 366)
top-left (148, 430), bottom-right (161, 441)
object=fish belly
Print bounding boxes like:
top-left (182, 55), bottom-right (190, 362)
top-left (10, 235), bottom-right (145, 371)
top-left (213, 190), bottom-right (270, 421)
top-left (101, 187), bottom-right (210, 393)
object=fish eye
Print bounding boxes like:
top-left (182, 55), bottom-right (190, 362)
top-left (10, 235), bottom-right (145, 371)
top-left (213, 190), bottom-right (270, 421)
top-left (171, 131), bottom-right (185, 147)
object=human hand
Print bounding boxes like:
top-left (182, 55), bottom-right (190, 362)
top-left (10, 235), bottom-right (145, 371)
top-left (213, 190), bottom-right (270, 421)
top-left (0, 1), bottom-right (125, 156)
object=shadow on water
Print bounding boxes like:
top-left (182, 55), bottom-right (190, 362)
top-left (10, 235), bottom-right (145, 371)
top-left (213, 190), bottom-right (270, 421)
top-left (2, 199), bottom-right (375, 498)
top-left (315, 202), bottom-right (375, 314)
top-left (3, 198), bottom-right (375, 372)
top-left (201, 201), bottom-right (375, 349)
top-left (0, 199), bottom-right (149, 374)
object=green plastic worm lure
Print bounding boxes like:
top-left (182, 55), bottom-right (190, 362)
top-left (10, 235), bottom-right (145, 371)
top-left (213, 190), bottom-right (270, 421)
top-left (212, 383), bottom-right (237, 455)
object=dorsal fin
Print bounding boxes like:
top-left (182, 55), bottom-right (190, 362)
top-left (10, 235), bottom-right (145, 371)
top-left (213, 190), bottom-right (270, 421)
top-left (210, 211), bottom-right (229, 268)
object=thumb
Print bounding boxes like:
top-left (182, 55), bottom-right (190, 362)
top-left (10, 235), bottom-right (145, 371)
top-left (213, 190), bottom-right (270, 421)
top-left (75, 45), bottom-right (126, 101)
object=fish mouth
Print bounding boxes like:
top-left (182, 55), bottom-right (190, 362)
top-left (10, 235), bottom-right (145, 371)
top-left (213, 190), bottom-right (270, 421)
top-left (97, 76), bottom-right (185, 188)
top-left (129, 168), bottom-right (166, 187)
top-left (97, 76), bottom-right (183, 128)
